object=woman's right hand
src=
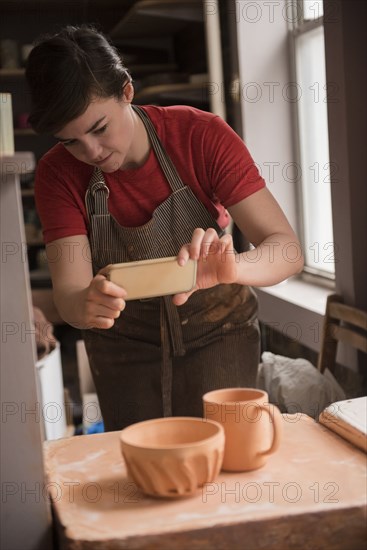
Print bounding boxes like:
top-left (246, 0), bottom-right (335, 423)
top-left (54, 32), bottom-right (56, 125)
top-left (82, 272), bottom-right (127, 329)
top-left (46, 236), bottom-right (127, 330)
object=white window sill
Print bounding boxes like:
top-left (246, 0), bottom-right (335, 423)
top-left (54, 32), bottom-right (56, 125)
top-left (255, 276), bottom-right (334, 353)
top-left (257, 276), bottom-right (333, 315)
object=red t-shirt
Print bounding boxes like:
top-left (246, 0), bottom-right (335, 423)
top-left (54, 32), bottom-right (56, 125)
top-left (35, 105), bottom-right (265, 244)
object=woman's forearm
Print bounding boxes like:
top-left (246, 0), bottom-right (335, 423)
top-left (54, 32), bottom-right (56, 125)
top-left (234, 233), bottom-right (304, 287)
top-left (52, 273), bottom-right (126, 331)
top-left (53, 285), bottom-right (90, 329)
top-left (173, 229), bottom-right (305, 307)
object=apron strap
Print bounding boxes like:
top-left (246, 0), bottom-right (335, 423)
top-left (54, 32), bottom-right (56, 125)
top-left (132, 105), bottom-right (185, 194)
top-left (85, 167), bottom-right (110, 217)
top-left (160, 296), bottom-right (186, 417)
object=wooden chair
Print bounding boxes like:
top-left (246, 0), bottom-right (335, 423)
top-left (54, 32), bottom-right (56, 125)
top-left (318, 294), bottom-right (367, 374)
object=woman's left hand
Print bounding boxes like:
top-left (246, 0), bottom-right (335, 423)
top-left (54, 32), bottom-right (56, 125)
top-left (173, 228), bottom-right (238, 306)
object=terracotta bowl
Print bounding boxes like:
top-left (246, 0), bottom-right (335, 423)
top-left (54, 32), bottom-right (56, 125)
top-left (120, 417), bottom-right (225, 498)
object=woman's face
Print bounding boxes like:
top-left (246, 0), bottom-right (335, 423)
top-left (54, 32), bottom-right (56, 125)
top-left (55, 86), bottom-right (142, 172)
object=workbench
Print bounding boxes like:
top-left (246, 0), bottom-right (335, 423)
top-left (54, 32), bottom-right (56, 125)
top-left (44, 414), bottom-right (367, 549)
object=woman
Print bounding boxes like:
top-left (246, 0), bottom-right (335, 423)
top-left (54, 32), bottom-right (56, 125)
top-left (26, 25), bottom-right (304, 431)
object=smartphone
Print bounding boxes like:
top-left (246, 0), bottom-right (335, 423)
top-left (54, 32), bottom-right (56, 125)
top-left (105, 256), bottom-right (197, 301)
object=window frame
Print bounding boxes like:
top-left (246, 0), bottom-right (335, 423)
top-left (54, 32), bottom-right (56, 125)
top-left (287, 0), bottom-right (335, 283)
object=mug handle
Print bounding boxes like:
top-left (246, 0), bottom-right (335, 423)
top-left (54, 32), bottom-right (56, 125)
top-left (257, 404), bottom-right (283, 457)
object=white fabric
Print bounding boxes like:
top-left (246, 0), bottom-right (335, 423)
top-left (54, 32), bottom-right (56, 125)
top-left (256, 352), bottom-right (346, 419)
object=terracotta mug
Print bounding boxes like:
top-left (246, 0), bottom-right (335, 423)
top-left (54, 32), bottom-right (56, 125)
top-left (203, 388), bottom-right (283, 471)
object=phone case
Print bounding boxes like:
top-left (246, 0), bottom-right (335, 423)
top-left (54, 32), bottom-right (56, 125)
top-left (106, 256), bottom-right (197, 301)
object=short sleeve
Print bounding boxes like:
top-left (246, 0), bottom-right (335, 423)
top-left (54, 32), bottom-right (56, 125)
top-left (34, 157), bottom-right (89, 244)
top-left (203, 116), bottom-right (266, 206)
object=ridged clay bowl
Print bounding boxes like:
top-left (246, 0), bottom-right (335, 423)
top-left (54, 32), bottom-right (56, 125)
top-left (120, 417), bottom-right (225, 498)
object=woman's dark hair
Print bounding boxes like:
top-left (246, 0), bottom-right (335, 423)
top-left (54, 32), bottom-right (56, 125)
top-left (25, 25), bottom-right (131, 134)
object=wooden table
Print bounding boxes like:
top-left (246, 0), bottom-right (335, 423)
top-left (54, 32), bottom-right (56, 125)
top-left (44, 414), bottom-right (367, 549)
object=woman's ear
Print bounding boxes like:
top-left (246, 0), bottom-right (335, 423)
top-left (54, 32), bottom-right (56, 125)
top-left (122, 82), bottom-right (134, 103)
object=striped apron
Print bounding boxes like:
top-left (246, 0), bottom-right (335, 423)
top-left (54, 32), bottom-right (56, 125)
top-left (82, 105), bottom-right (260, 431)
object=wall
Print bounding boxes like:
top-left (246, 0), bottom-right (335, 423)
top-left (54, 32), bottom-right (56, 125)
top-left (236, 0), bottom-right (299, 233)
top-left (235, 0), bottom-right (366, 390)
top-left (323, 0), bottom-right (367, 310)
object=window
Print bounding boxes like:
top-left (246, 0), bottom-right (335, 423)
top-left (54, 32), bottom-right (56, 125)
top-left (289, 0), bottom-right (335, 278)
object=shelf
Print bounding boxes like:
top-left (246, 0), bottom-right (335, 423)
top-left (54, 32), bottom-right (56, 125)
top-left (30, 269), bottom-right (52, 290)
top-left (134, 81), bottom-right (209, 104)
top-left (110, 0), bottom-right (203, 39)
top-left (0, 68), bottom-right (25, 77)
top-left (15, 128), bottom-right (35, 136)
top-left (27, 239), bottom-right (44, 246)
top-left (129, 63), bottom-right (178, 75)
top-left (21, 188), bottom-right (35, 197)
top-left (30, 268), bottom-right (50, 279)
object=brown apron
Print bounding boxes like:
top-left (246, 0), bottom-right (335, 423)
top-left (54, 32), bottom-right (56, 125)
top-left (82, 105), bottom-right (260, 431)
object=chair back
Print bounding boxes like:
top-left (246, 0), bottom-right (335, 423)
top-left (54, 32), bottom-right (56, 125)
top-left (318, 294), bottom-right (367, 374)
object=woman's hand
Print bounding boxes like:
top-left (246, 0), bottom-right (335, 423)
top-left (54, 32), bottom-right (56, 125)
top-left (81, 271), bottom-right (127, 329)
top-left (173, 228), bottom-right (238, 306)
top-left (46, 235), bottom-right (128, 330)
